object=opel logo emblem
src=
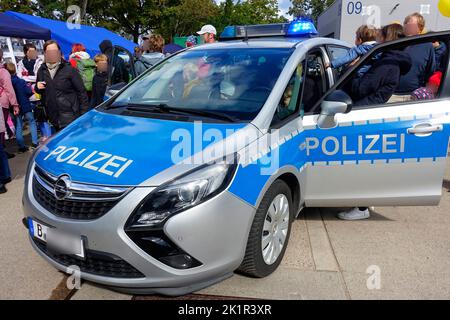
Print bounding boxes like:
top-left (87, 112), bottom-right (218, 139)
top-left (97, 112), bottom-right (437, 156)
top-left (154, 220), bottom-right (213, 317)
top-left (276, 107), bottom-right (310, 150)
top-left (54, 175), bottom-right (72, 200)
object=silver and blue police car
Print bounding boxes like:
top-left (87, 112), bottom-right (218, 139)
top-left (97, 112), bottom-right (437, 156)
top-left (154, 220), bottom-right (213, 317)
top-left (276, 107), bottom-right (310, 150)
top-left (22, 20), bottom-right (450, 295)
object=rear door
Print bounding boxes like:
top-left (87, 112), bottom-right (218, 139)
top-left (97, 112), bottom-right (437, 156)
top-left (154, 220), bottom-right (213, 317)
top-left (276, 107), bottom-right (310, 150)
top-left (302, 32), bottom-right (450, 207)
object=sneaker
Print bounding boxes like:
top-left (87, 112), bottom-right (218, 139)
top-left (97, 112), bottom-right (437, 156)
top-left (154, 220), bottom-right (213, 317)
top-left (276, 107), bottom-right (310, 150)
top-left (337, 207), bottom-right (370, 220)
top-left (18, 147), bottom-right (29, 153)
top-left (1, 177), bottom-right (12, 185)
top-left (0, 183), bottom-right (6, 194)
top-left (6, 151), bottom-right (15, 159)
top-left (31, 143), bottom-right (39, 150)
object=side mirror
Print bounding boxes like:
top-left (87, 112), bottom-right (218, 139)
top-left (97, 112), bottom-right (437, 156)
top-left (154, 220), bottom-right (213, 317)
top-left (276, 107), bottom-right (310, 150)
top-left (317, 90), bottom-right (352, 129)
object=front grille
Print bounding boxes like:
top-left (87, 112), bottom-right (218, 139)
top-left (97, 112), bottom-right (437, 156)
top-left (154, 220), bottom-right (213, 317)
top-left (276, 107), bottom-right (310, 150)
top-left (33, 238), bottom-right (145, 278)
top-left (32, 165), bottom-right (129, 220)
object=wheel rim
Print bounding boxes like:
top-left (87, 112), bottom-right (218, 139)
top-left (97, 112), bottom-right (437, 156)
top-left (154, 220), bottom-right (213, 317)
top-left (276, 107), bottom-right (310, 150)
top-left (261, 194), bottom-right (290, 265)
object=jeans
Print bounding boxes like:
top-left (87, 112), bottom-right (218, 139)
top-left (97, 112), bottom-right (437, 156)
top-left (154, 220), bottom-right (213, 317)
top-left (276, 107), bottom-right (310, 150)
top-left (13, 112), bottom-right (38, 148)
top-left (38, 121), bottom-right (52, 138)
top-left (0, 141), bottom-right (11, 180)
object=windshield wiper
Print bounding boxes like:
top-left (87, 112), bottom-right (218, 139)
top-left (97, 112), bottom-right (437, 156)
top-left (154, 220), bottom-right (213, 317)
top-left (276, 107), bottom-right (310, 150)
top-left (122, 103), bottom-right (239, 123)
top-left (104, 102), bottom-right (150, 110)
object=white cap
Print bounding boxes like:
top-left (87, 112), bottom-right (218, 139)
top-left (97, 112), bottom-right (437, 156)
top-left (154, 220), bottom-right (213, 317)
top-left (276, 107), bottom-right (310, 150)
top-left (197, 25), bottom-right (217, 35)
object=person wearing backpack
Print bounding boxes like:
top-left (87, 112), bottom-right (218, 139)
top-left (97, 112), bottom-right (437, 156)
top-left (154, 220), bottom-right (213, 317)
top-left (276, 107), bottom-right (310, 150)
top-left (69, 43), bottom-right (96, 99)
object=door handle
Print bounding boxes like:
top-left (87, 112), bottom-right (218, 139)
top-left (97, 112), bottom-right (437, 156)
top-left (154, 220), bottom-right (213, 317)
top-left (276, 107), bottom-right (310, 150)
top-left (407, 123), bottom-right (443, 135)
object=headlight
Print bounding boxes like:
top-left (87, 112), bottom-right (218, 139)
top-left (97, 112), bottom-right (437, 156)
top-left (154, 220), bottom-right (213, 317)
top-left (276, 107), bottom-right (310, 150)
top-left (126, 156), bottom-right (238, 229)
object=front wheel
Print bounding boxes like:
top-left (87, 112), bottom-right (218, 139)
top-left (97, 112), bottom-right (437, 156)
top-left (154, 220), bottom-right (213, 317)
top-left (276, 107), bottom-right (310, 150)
top-left (237, 180), bottom-right (293, 278)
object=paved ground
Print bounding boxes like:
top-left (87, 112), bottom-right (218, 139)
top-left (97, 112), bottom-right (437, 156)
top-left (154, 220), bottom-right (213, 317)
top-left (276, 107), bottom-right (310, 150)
top-left (1, 140), bottom-right (449, 300)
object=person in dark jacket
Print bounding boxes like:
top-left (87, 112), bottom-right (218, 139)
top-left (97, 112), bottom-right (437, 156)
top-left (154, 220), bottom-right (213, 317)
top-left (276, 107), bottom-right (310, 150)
top-left (6, 63), bottom-right (38, 152)
top-left (433, 40), bottom-right (447, 72)
top-left (91, 54), bottom-right (109, 108)
top-left (392, 13), bottom-right (436, 101)
top-left (36, 40), bottom-right (89, 131)
top-left (348, 50), bottom-right (412, 106)
top-left (99, 39), bottom-right (129, 85)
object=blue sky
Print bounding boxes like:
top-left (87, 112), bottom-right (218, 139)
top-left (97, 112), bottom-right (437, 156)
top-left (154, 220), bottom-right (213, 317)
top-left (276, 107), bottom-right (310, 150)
top-left (215, 0), bottom-right (292, 17)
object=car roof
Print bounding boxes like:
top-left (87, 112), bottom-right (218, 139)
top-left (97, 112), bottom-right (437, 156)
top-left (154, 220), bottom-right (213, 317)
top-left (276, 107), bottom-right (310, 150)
top-left (188, 37), bottom-right (350, 51)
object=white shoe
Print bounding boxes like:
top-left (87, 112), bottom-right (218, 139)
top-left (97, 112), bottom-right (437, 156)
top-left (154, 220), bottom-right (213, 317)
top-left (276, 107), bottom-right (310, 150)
top-left (337, 207), bottom-right (370, 220)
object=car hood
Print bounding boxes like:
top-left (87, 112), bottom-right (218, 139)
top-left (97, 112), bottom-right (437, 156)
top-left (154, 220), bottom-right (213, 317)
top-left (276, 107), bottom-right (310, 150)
top-left (34, 110), bottom-right (247, 186)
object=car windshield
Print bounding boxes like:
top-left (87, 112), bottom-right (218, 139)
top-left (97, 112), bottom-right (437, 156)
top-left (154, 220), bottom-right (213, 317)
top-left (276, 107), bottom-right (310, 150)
top-left (110, 47), bottom-right (294, 121)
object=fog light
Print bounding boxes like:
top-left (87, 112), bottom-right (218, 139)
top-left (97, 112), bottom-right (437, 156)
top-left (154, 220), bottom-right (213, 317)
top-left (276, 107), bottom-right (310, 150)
top-left (124, 229), bottom-right (202, 269)
top-left (160, 254), bottom-right (196, 269)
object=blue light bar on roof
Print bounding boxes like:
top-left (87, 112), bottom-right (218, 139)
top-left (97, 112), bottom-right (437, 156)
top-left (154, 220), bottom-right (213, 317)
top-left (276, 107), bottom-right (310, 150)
top-left (221, 26), bottom-right (236, 38)
top-left (287, 18), bottom-right (318, 36)
top-left (220, 18), bottom-right (318, 40)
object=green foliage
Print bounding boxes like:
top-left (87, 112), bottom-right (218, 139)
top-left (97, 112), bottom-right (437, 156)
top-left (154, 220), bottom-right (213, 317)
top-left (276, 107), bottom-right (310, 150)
top-left (288, 0), bottom-right (335, 22)
top-left (3, 0), bottom-right (288, 42)
top-left (0, 0), bottom-right (36, 15)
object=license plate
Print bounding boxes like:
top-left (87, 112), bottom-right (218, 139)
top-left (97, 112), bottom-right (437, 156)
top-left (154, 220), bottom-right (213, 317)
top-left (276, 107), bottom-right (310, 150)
top-left (28, 218), bottom-right (85, 259)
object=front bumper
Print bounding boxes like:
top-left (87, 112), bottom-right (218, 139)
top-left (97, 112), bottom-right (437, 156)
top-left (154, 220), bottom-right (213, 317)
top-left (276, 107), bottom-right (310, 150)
top-left (23, 165), bottom-right (256, 296)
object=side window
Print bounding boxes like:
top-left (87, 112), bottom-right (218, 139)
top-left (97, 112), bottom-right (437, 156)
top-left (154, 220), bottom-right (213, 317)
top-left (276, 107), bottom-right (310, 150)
top-left (327, 45), bottom-right (350, 80)
top-left (271, 61), bottom-right (305, 127)
top-left (110, 47), bottom-right (135, 86)
top-left (302, 51), bottom-right (329, 114)
top-left (326, 35), bottom-right (449, 111)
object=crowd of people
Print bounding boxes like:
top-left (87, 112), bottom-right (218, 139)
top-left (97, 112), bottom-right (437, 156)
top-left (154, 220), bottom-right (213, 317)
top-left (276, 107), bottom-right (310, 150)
top-left (0, 38), bottom-right (122, 194)
top-left (0, 24), bottom-right (218, 194)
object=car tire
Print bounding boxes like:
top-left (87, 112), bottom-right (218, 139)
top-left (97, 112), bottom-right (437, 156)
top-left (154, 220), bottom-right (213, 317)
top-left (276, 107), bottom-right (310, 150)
top-left (237, 179), bottom-right (294, 278)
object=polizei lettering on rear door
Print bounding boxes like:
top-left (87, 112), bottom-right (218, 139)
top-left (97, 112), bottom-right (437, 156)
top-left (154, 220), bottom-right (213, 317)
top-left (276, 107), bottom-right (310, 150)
top-left (43, 146), bottom-right (134, 178)
top-left (304, 134), bottom-right (406, 157)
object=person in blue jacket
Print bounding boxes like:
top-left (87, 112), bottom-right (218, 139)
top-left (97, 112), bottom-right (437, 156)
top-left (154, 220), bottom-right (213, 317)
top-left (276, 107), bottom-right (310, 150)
top-left (327, 25), bottom-right (379, 77)
top-left (6, 63), bottom-right (38, 153)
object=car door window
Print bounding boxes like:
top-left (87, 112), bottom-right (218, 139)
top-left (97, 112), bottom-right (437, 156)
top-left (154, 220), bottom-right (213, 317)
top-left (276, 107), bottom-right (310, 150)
top-left (327, 45), bottom-right (351, 80)
top-left (302, 50), bottom-right (330, 114)
top-left (271, 61), bottom-right (305, 127)
top-left (110, 46), bottom-right (136, 86)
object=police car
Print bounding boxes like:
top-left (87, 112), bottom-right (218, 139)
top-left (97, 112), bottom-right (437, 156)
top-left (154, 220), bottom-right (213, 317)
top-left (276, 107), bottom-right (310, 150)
top-left (22, 19), bottom-right (450, 295)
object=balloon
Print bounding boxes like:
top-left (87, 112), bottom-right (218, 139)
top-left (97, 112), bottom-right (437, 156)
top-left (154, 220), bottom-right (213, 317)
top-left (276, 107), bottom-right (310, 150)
top-left (438, 0), bottom-right (450, 18)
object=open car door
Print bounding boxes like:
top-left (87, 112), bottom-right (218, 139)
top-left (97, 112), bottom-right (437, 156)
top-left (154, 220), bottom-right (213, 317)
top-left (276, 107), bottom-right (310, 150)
top-left (301, 31), bottom-right (450, 207)
top-left (105, 45), bottom-right (137, 98)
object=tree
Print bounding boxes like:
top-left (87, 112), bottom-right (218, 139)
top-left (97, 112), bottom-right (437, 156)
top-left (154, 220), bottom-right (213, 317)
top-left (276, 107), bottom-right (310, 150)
top-left (288, 0), bottom-right (335, 22)
top-left (0, 0), bottom-right (36, 14)
top-left (1, 0), bottom-right (288, 43)
top-left (157, 0), bottom-right (219, 40)
top-left (215, 0), bottom-right (287, 32)
top-left (86, 0), bottom-right (167, 42)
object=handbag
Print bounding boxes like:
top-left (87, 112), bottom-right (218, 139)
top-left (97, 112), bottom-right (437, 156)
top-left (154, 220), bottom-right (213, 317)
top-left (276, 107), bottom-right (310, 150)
top-left (33, 100), bottom-right (48, 122)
